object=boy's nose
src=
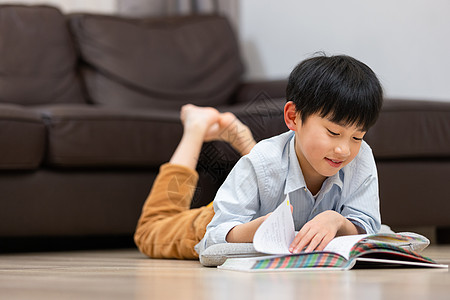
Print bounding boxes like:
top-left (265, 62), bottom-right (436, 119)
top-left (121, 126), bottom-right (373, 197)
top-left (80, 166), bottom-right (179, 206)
top-left (334, 144), bottom-right (350, 158)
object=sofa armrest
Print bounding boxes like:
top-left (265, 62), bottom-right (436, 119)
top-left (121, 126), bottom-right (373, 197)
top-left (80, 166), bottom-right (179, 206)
top-left (231, 79), bottom-right (287, 104)
top-left (0, 104), bottom-right (46, 169)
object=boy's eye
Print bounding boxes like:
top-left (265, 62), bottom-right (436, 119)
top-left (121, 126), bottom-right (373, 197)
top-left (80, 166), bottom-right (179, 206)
top-left (353, 137), bottom-right (363, 141)
top-left (327, 129), bottom-right (339, 136)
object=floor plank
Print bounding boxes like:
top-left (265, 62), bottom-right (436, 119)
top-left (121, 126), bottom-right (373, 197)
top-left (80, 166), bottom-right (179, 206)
top-left (0, 246), bottom-right (449, 300)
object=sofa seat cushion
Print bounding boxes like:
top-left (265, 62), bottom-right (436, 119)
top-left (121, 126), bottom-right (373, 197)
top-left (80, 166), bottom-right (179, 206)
top-left (37, 100), bottom-right (289, 169)
top-left (37, 105), bottom-right (183, 167)
top-left (0, 5), bottom-right (85, 105)
top-left (0, 104), bottom-right (46, 169)
top-left (364, 99), bottom-right (450, 159)
top-left (69, 14), bottom-right (243, 109)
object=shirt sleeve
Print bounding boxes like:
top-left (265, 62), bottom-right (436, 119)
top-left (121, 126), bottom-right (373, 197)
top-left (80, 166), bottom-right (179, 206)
top-left (200, 155), bottom-right (262, 249)
top-left (339, 143), bottom-right (381, 235)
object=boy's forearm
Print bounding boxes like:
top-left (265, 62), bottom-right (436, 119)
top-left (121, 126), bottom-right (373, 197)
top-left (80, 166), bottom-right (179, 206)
top-left (337, 216), bottom-right (365, 236)
top-left (225, 216), bottom-right (266, 243)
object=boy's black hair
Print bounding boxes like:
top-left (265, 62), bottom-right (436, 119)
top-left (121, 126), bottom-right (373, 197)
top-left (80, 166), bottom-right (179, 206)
top-left (286, 54), bottom-right (383, 131)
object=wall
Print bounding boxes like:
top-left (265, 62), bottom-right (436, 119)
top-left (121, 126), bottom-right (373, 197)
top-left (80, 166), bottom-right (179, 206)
top-left (239, 0), bottom-right (450, 101)
top-left (0, 0), bottom-right (116, 14)
top-left (2, 0), bottom-right (449, 101)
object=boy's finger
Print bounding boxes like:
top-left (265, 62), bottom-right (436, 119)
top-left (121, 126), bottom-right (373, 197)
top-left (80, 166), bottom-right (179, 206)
top-left (316, 233), bottom-right (334, 251)
top-left (305, 233), bottom-right (325, 252)
top-left (293, 230), bottom-right (316, 253)
top-left (289, 226), bottom-right (309, 252)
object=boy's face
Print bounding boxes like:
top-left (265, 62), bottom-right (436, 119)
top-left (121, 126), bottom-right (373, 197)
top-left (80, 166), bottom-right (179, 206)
top-left (286, 104), bottom-right (365, 184)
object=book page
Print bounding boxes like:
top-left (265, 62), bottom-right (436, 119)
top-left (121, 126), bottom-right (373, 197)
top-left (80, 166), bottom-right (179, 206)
top-left (253, 196), bottom-right (295, 255)
top-left (323, 234), bottom-right (368, 260)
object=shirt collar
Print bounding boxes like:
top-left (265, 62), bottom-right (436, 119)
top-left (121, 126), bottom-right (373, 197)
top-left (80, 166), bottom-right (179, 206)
top-left (284, 132), bottom-right (343, 195)
top-left (321, 169), bottom-right (343, 194)
top-left (284, 133), bottom-right (307, 195)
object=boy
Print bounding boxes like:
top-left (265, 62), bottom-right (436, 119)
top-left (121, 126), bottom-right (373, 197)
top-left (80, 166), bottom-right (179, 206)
top-left (135, 54), bottom-right (383, 259)
top-left (200, 54), bottom-right (383, 255)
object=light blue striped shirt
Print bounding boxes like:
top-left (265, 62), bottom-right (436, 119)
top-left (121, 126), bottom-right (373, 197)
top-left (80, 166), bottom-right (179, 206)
top-left (196, 130), bottom-right (381, 254)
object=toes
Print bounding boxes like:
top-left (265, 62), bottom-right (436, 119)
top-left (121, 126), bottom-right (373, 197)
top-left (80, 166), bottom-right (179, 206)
top-left (219, 112), bottom-right (238, 128)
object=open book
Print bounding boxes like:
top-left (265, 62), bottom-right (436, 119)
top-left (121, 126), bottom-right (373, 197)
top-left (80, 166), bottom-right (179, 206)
top-left (218, 198), bottom-right (448, 272)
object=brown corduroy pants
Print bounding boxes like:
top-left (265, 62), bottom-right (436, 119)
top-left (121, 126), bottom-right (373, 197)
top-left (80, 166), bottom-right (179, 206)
top-left (134, 163), bottom-right (215, 259)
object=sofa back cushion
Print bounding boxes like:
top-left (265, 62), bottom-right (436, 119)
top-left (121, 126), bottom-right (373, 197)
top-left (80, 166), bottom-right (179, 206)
top-left (364, 99), bottom-right (450, 159)
top-left (69, 14), bottom-right (244, 109)
top-left (0, 5), bottom-right (86, 105)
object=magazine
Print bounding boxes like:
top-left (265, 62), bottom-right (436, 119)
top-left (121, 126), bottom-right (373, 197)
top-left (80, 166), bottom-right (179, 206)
top-left (218, 198), bottom-right (448, 272)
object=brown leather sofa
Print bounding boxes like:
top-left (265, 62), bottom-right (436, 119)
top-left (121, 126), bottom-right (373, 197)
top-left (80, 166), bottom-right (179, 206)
top-left (0, 5), bottom-right (449, 248)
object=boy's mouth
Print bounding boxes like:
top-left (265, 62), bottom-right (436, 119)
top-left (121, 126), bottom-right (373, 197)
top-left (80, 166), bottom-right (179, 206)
top-left (325, 158), bottom-right (343, 168)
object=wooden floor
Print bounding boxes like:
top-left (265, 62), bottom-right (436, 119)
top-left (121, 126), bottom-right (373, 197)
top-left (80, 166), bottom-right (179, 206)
top-left (0, 246), bottom-right (449, 300)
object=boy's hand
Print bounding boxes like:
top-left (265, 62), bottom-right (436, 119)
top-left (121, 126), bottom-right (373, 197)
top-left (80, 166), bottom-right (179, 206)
top-left (289, 210), bottom-right (345, 253)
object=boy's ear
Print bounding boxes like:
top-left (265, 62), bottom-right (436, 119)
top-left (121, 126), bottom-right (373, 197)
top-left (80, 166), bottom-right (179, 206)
top-left (284, 101), bottom-right (300, 131)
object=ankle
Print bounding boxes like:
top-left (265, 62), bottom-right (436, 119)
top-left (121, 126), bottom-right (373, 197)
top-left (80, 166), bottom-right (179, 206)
top-left (183, 121), bottom-right (209, 139)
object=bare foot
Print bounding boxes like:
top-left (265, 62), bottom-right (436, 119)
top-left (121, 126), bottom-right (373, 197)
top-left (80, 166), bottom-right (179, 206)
top-left (180, 104), bottom-right (220, 139)
top-left (210, 112), bottom-right (256, 155)
top-left (180, 104), bottom-right (256, 155)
